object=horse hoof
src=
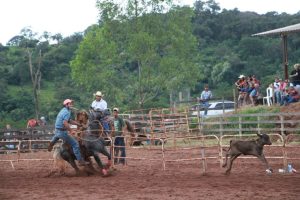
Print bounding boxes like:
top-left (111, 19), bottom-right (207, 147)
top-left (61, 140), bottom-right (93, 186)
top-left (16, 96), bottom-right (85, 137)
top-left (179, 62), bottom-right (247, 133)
top-left (106, 160), bottom-right (112, 169)
top-left (102, 169), bottom-right (108, 176)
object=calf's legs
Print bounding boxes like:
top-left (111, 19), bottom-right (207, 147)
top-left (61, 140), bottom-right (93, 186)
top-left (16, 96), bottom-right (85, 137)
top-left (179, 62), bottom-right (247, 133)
top-left (256, 154), bottom-right (272, 172)
top-left (224, 153), bottom-right (241, 175)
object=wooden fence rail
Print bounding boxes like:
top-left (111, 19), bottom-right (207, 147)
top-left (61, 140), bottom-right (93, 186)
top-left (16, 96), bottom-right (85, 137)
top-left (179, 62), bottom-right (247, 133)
top-left (189, 112), bottom-right (300, 136)
top-left (1, 134), bottom-right (300, 173)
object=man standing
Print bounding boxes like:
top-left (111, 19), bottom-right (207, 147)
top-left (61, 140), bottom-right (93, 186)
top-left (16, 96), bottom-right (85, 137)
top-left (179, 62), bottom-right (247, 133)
top-left (90, 91), bottom-right (110, 135)
top-left (112, 107), bottom-right (126, 165)
top-left (273, 77), bottom-right (281, 104)
top-left (47, 99), bottom-right (89, 166)
top-left (198, 85), bottom-right (212, 116)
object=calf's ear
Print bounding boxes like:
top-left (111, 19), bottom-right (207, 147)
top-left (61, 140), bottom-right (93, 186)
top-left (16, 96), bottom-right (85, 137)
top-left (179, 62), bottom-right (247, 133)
top-left (257, 133), bottom-right (262, 137)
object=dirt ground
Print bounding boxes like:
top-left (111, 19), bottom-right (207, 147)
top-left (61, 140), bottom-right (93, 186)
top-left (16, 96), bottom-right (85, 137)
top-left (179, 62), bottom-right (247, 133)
top-left (1, 146), bottom-right (300, 200)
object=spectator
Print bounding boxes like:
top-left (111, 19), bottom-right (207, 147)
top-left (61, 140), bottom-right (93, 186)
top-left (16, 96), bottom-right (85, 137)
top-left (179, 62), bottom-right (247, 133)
top-left (235, 75), bottom-right (246, 91)
top-left (112, 107), bottom-right (126, 165)
top-left (4, 124), bottom-right (14, 149)
top-left (280, 86), bottom-right (300, 106)
top-left (250, 75), bottom-right (261, 86)
top-left (3, 124), bottom-right (11, 139)
top-left (90, 91), bottom-right (110, 135)
top-left (27, 118), bottom-right (39, 128)
top-left (235, 75), bottom-right (251, 106)
top-left (273, 77), bottom-right (281, 104)
top-left (39, 116), bottom-right (47, 126)
top-left (290, 63), bottom-right (300, 87)
top-left (249, 83), bottom-right (260, 106)
top-left (197, 85), bottom-right (212, 116)
top-left (280, 79), bottom-right (289, 98)
top-left (47, 99), bottom-right (89, 166)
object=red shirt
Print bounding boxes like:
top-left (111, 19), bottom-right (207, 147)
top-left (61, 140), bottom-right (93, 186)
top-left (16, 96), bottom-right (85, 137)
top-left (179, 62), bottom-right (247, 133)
top-left (27, 119), bottom-right (38, 128)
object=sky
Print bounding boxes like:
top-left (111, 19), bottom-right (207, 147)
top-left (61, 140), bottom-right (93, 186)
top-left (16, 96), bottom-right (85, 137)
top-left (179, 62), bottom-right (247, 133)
top-left (0, 0), bottom-right (299, 45)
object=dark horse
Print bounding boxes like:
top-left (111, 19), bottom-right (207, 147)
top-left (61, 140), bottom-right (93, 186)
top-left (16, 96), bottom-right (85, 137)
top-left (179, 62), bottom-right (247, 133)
top-left (53, 109), bottom-right (112, 176)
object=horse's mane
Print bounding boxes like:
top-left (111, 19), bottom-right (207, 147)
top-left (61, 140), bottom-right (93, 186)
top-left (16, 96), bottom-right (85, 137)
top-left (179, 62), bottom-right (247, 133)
top-left (124, 119), bottom-right (134, 133)
top-left (76, 110), bottom-right (89, 126)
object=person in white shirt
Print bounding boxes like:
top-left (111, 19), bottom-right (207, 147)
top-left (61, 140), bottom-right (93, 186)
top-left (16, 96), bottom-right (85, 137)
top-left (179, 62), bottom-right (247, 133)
top-left (197, 85), bottom-right (212, 115)
top-left (91, 91), bottom-right (107, 111)
top-left (90, 91), bottom-right (110, 135)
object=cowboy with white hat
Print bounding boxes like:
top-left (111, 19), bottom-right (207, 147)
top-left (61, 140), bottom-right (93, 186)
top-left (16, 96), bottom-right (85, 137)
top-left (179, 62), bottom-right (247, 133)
top-left (90, 91), bottom-right (110, 135)
top-left (91, 91), bottom-right (107, 111)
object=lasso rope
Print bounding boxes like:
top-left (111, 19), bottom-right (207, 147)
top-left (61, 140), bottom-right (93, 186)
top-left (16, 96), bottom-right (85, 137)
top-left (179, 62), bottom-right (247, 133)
top-left (73, 129), bottom-right (110, 142)
top-left (73, 110), bottom-right (112, 142)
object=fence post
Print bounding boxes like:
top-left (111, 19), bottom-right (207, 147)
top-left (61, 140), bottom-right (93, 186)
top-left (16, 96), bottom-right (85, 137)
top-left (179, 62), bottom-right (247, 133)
top-left (233, 88), bottom-right (237, 111)
top-left (283, 135), bottom-right (288, 170)
top-left (17, 140), bottom-right (21, 160)
top-left (219, 136), bottom-right (223, 168)
top-left (201, 148), bottom-right (206, 174)
top-left (197, 104), bottom-right (201, 135)
top-left (29, 140), bottom-right (32, 152)
top-left (257, 116), bottom-right (261, 134)
top-left (222, 97), bottom-right (225, 113)
top-left (161, 138), bottom-right (166, 171)
top-left (239, 116), bottom-right (242, 136)
top-left (280, 115), bottom-right (285, 135)
top-left (219, 117), bottom-right (223, 137)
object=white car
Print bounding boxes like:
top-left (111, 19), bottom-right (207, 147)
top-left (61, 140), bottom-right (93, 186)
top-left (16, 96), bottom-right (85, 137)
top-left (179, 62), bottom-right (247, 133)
top-left (190, 100), bottom-right (235, 117)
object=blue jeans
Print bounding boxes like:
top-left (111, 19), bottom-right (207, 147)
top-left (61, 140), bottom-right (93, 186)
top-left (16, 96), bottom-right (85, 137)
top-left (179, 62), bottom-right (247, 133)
top-left (280, 95), bottom-right (298, 106)
top-left (202, 101), bottom-right (209, 115)
top-left (274, 91), bottom-right (281, 104)
top-left (101, 119), bottom-right (110, 136)
top-left (51, 130), bottom-right (83, 161)
top-left (114, 136), bottom-right (126, 164)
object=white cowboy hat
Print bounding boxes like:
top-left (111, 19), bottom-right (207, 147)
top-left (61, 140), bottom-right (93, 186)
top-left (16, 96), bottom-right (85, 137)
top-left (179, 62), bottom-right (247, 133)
top-left (113, 107), bottom-right (119, 112)
top-left (94, 91), bottom-right (103, 97)
top-left (238, 75), bottom-right (245, 79)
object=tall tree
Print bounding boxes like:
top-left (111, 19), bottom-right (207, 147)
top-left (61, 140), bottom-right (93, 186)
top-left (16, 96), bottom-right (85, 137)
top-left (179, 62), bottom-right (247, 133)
top-left (71, 0), bottom-right (200, 109)
top-left (27, 48), bottom-right (42, 119)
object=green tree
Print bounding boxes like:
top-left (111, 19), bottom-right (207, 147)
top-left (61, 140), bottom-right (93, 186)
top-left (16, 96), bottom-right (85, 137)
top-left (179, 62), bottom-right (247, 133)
top-left (71, 0), bottom-right (200, 109)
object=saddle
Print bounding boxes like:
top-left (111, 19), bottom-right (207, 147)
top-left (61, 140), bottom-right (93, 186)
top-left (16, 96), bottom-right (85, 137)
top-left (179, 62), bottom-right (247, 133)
top-left (89, 108), bottom-right (111, 121)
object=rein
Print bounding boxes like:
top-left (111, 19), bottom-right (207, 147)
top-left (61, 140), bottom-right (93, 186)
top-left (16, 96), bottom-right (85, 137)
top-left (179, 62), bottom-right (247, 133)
top-left (74, 110), bottom-right (110, 142)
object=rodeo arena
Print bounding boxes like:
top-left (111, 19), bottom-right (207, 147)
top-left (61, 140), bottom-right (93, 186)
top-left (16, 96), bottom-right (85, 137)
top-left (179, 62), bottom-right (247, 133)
top-left (1, 102), bottom-right (300, 200)
top-left (2, 22), bottom-right (300, 199)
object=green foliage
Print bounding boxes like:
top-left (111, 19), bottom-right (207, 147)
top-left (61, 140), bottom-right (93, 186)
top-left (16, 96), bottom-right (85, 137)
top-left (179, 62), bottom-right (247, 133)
top-left (71, 2), bottom-right (200, 109)
top-left (1, 0), bottom-right (300, 128)
top-left (224, 106), bottom-right (281, 130)
top-left (238, 105), bottom-right (280, 114)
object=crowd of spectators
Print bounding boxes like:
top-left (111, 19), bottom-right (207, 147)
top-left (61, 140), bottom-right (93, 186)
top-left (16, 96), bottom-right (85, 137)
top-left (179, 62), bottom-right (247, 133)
top-left (236, 63), bottom-right (300, 107)
top-left (235, 74), bottom-right (262, 106)
top-left (270, 63), bottom-right (300, 106)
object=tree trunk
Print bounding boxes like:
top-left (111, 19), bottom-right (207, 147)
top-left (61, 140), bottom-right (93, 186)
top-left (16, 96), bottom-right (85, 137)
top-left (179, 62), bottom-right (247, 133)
top-left (27, 48), bottom-right (42, 120)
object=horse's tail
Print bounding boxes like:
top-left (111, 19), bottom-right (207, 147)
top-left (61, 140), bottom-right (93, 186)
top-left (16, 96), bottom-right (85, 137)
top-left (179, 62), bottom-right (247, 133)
top-left (52, 144), bottom-right (67, 173)
top-left (125, 119), bottom-right (134, 133)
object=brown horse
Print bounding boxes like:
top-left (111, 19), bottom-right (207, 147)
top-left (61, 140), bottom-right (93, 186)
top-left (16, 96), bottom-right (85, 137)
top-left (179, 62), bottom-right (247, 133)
top-left (52, 110), bottom-right (112, 176)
